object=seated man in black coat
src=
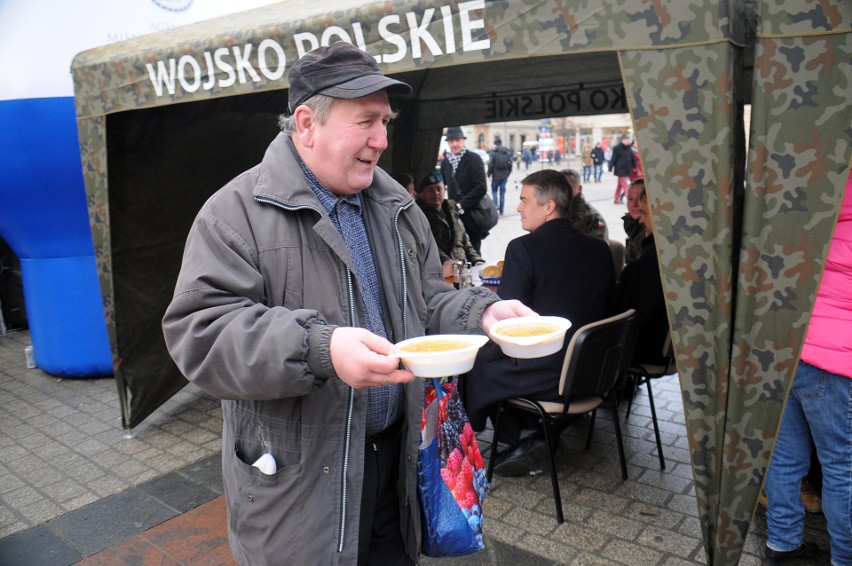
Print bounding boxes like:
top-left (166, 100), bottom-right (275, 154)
top-left (463, 170), bottom-right (616, 475)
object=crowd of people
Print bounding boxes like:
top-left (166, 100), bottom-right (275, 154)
top-left (160, 40), bottom-right (849, 566)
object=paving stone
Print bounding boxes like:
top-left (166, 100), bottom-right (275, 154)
top-left (0, 524), bottom-right (81, 566)
top-left (72, 438), bottom-right (111, 458)
top-left (46, 488), bottom-right (177, 557)
top-left (551, 521), bottom-right (609, 551)
top-left (600, 538), bottom-right (664, 565)
top-left (1, 485), bottom-right (44, 508)
top-left (584, 509), bottom-right (645, 541)
top-left (89, 475), bottom-right (132, 498)
top-left (516, 531), bottom-right (577, 564)
top-left (636, 524), bottom-right (702, 559)
top-left (64, 460), bottom-right (107, 484)
top-left (482, 493), bottom-right (514, 519)
top-left (502, 505), bottom-right (562, 536)
top-left (176, 454), bottom-right (223, 494)
top-left (622, 500), bottom-right (685, 529)
top-left (668, 492), bottom-right (701, 516)
top-left (638, 468), bottom-right (694, 495)
top-left (16, 497), bottom-right (65, 524)
top-left (40, 478), bottom-right (89, 504)
top-left (0, 521), bottom-right (29, 540)
top-left (570, 551), bottom-right (619, 566)
top-left (139, 472), bottom-right (219, 513)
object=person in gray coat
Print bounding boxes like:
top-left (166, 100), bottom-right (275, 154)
top-left (162, 43), bottom-right (532, 566)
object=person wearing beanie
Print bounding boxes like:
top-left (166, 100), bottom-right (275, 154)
top-left (416, 171), bottom-right (484, 275)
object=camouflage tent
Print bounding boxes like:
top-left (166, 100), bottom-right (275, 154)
top-left (71, 1), bottom-right (851, 563)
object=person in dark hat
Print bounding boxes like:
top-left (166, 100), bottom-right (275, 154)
top-left (163, 42), bottom-right (534, 565)
top-left (415, 171), bottom-right (484, 274)
top-left (439, 126), bottom-right (490, 253)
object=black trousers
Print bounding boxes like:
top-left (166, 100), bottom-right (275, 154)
top-left (358, 421), bottom-right (413, 566)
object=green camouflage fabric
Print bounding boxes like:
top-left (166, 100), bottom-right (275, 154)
top-left (71, 2), bottom-right (851, 562)
top-left (622, 2), bottom-right (851, 564)
top-left (567, 194), bottom-right (609, 240)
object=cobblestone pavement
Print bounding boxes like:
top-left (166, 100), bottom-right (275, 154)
top-left (0, 159), bottom-right (832, 564)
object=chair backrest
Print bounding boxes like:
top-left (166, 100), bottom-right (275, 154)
top-left (557, 309), bottom-right (638, 399)
top-left (607, 239), bottom-right (625, 277)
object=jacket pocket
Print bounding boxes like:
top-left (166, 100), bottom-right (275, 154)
top-left (225, 440), bottom-right (304, 560)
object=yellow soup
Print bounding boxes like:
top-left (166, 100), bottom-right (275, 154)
top-left (498, 324), bottom-right (559, 337)
top-left (400, 340), bottom-right (469, 353)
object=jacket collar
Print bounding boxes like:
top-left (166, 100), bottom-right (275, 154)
top-left (253, 132), bottom-right (410, 212)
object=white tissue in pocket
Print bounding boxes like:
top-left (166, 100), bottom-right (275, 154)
top-left (252, 452), bottom-right (277, 475)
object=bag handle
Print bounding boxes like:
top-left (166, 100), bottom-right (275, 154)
top-left (430, 378), bottom-right (445, 400)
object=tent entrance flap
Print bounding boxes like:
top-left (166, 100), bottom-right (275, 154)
top-left (107, 92), bottom-right (284, 428)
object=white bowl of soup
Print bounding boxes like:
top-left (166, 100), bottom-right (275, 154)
top-left (392, 335), bottom-right (489, 378)
top-left (489, 316), bottom-right (572, 359)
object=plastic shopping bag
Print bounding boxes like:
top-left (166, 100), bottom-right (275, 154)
top-left (418, 378), bottom-right (489, 557)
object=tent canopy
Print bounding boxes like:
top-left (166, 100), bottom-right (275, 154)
top-left (72, 1), bottom-right (851, 564)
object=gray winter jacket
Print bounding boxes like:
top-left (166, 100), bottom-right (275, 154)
top-left (162, 133), bottom-right (498, 565)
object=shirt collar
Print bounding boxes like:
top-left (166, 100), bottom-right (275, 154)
top-left (297, 155), bottom-right (362, 215)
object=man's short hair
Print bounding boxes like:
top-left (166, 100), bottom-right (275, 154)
top-left (278, 94), bottom-right (337, 134)
top-left (521, 169), bottom-right (573, 216)
top-left (390, 171), bottom-right (413, 189)
top-left (560, 169), bottom-right (581, 196)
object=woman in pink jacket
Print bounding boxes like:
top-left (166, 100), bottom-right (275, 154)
top-left (763, 170), bottom-right (852, 565)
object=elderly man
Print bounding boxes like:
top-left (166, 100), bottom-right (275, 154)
top-left (464, 170), bottom-right (616, 476)
top-left (415, 171), bottom-right (483, 278)
top-left (439, 126), bottom-right (489, 253)
top-left (561, 168), bottom-right (608, 239)
top-left (162, 42), bottom-right (532, 565)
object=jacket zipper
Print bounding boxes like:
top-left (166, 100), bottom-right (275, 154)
top-left (393, 204), bottom-right (411, 340)
top-left (337, 269), bottom-right (357, 553)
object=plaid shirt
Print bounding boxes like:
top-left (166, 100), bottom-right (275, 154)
top-left (298, 158), bottom-right (403, 435)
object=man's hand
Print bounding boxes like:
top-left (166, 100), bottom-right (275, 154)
top-left (442, 259), bottom-right (456, 280)
top-left (330, 327), bottom-right (415, 388)
top-left (481, 300), bottom-right (538, 338)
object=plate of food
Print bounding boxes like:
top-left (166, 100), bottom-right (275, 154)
top-left (489, 316), bottom-right (572, 359)
top-left (391, 334), bottom-right (489, 378)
